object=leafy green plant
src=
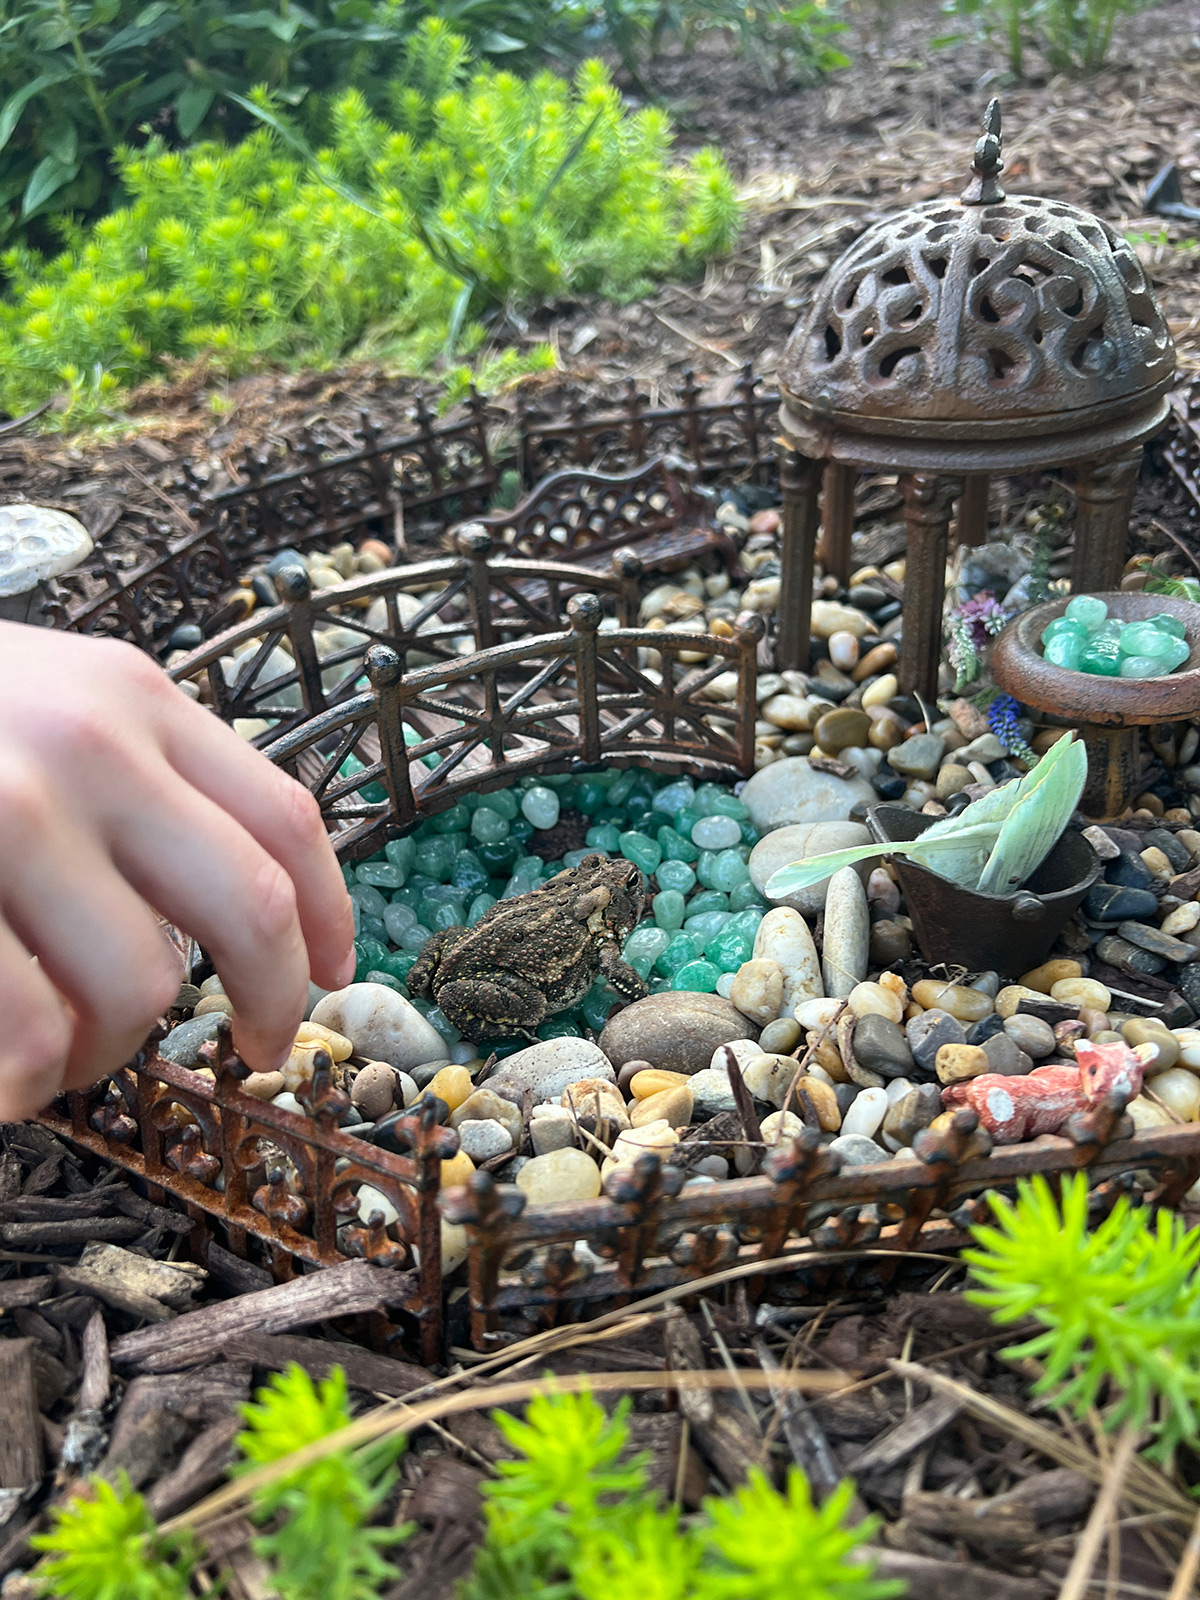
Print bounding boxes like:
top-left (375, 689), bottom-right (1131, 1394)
top-left (237, 1362), bottom-right (409, 1600)
top-left (1146, 573), bottom-right (1200, 605)
top-left (0, 18), bottom-right (738, 424)
top-left (587, 0), bottom-right (850, 88)
top-left (966, 1173), bottom-right (1200, 1463)
top-left (940, 0), bottom-right (1152, 76)
top-left (462, 1389), bottom-right (898, 1600)
top-left (30, 1473), bottom-right (196, 1600)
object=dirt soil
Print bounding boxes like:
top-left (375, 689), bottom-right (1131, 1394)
top-left (6, 1), bottom-right (1200, 543)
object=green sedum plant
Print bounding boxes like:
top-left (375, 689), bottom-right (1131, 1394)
top-left (30, 1474), bottom-right (195, 1600)
top-left (462, 1389), bottom-right (899, 1600)
top-left (966, 1173), bottom-right (1200, 1463)
top-left (0, 18), bottom-right (739, 424)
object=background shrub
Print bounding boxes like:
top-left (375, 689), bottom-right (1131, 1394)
top-left (0, 18), bottom-right (739, 422)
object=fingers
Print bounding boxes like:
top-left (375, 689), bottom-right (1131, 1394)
top-left (109, 775), bottom-right (317, 1072)
top-left (0, 917), bottom-right (71, 1119)
top-left (155, 697), bottom-right (355, 991)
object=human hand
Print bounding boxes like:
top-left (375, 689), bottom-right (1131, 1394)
top-left (0, 621), bottom-right (355, 1118)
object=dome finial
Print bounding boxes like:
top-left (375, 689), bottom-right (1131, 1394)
top-left (962, 98), bottom-right (1005, 205)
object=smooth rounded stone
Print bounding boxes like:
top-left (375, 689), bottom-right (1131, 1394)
top-left (887, 734), bottom-right (945, 781)
top-left (995, 985), bottom-right (1044, 1020)
top-left (847, 981), bottom-right (904, 1024)
top-left (689, 1065), bottom-right (737, 1115)
top-left (814, 707), bottom-right (871, 753)
top-left (1164, 902), bottom-right (1200, 937)
top-left (911, 978), bottom-right (993, 1023)
top-left (194, 993), bottom-right (234, 1018)
top-left (271, 1091), bottom-right (305, 1116)
top-left (1117, 920), bottom-right (1199, 964)
top-left (751, 906), bottom-right (822, 1013)
top-left (440, 1149), bottom-right (476, 1188)
top-left (1176, 1028), bottom-right (1200, 1069)
top-left (906, 1009), bottom-right (965, 1073)
top-left (485, 1038), bottom-right (614, 1106)
top-left (516, 1149), bottom-right (602, 1204)
top-left (1018, 959), bottom-right (1082, 994)
top-left (629, 1067), bottom-right (691, 1099)
top-left (795, 1074), bottom-right (841, 1130)
top-left (351, 1062), bottom-right (399, 1121)
top-left (828, 1133), bottom-right (887, 1166)
top-left (966, 1011), bottom-right (1004, 1047)
top-left (599, 992), bottom-right (758, 1076)
top-left (410, 1058), bottom-right (453, 1089)
top-left (1123, 1017), bottom-right (1180, 1070)
top-left (241, 1070), bottom-right (285, 1101)
top-left (841, 1085), bottom-right (888, 1139)
top-left (520, 785), bottom-right (560, 830)
top-left (860, 670), bottom-right (899, 708)
top-left (869, 919), bottom-right (912, 966)
top-left (935, 764), bottom-right (973, 803)
top-left (729, 958), bottom-right (785, 1025)
top-left (1127, 1094), bottom-right (1177, 1131)
top-left (851, 1014), bottom-right (913, 1078)
top-left (981, 1032), bottom-right (1033, 1077)
top-left (759, 1017), bottom-right (802, 1054)
top-left (1084, 883), bottom-right (1159, 923)
top-left (427, 1064), bottom-right (474, 1112)
top-left (0, 504), bottom-right (93, 597)
top-left (935, 1043), bottom-right (990, 1084)
top-left (159, 1012), bottom-right (229, 1066)
top-left (1003, 1015), bottom-right (1056, 1059)
top-left (603, 1120), bottom-right (680, 1178)
top-left (882, 1083), bottom-right (941, 1147)
top-left (742, 1053), bottom-right (799, 1108)
top-left (1098, 933), bottom-right (1166, 977)
top-left (822, 868), bottom-right (870, 999)
top-left (530, 1105), bottom-right (576, 1155)
top-left (739, 757), bottom-right (875, 832)
top-left (355, 1182), bottom-right (400, 1227)
top-left (692, 813), bottom-right (743, 850)
top-left (866, 867), bottom-right (901, 916)
top-left (450, 1089), bottom-right (522, 1149)
top-left (795, 996), bottom-right (842, 1032)
top-left (456, 1118), bottom-right (515, 1163)
top-left (311, 983), bottom-right (445, 1075)
top-left (750, 822), bottom-right (873, 914)
top-left (630, 1084), bottom-right (694, 1129)
top-left (1147, 1067), bottom-right (1200, 1120)
top-left (760, 1108), bottom-right (805, 1146)
top-left (1051, 977), bottom-right (1111, 1012)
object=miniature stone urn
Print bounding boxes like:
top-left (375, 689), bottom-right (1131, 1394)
top-left (991, 591), bottom-right (1200, 816)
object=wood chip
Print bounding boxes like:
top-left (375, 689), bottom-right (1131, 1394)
top-left (0, 1340), bottom-right (44, 1489)
top-left (846, 1391), bottom-right (964, 1475)
top-left (864, 1546), bottom-right (1052, 1600)
top-left (902, 1489), bottom-right (1038, 1548)
top-left (0, 1277), bottom-right (54, 1311)
top-left (220, 1332), bottom-right (427, 1396)
top-left (78, 1309), bottom-right (111, 1413)
top-left (146, 1417), bottom-right (242, 1520)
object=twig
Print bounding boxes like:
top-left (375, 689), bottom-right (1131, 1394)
top-left (1058, 1422), bottom-right (1139, 1600)
top-left (1150, 517), bottom-right (1200, 580)
top-left (700, 1299), bottom-right (760, 1436)
top-left (652, 312), bottom-right (742, 368)
top-left (1167, 1505), bottom-right (1200, 1600)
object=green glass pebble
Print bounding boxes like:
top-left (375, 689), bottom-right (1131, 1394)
top-left (625, 952), bottom-right (653, 981)
top-left (364, 969), bottom-right (405, 995)
top-left (1041, 616), bottom-right (1088, 646)
top-left (586, 823), bottom-right (622, 853)
top-left (691, 813), bottom-right (743, 850)
top-left (574, 780), bottom-right (608, 814)
top-left (384, 836), bottom-right (415, 877)
top-left (470, 808), bottom-right (510, 846)
top-left (700, 848), bottom-right (751, 892)
top-left (739, 821), bottom-right (761, 846)
top-left (341, 864), bottom-right (358, 887)
top-left (619, 830), bottom-right (662, 875)
top-left (1044, 633), bottom-right (1085, 670)
top-left (1119, 654), bottom-right (1167, 678)
top-left (414, 836), bottom-right (456, 880)
top-left (474, 839), bottom-right (519, 874)
top-left (653, 889), bottom-right (686, 930)
top-left (379, 950), bottom-right (418, 983)
top-left (627, 925), bottom-right (672, 962)
top-left (562, 848), bottom-right (593, 869)
top-left (509, 819), bottom-right (535, 847)
top-left (673, 806), bottom-right (702, 839)
top-left (657, 824), bottom-right (699, 863)
top-left (1145, 611), bottom-right (1187, 639)
top-left (687, 889), bottom-right (729, 917)
top-left (384, 902), bottom-right (416, 942)
top-left (482, 788), bottom-right (518, 820)
top-left (520, 785), bottom-right (560, 831)
top-left (579, 982), bottom-right (617, 1032)
top-left (670, 959), bottom-right (721, 993)
top-left (685, 911), bottom-right (731, 938)
top-left (694, 785), bottom-right (749, 821)
top-left (655, 859), bottom-right (696, 894)
top-left (431, 803), bottom-right (471, 834)
top-left (652, 779), bottom-right (695, 815)
top-left (356, 861), bottom-right (405, 889)
top-left (398, 924), bottom-right (432, 951)
top-left (1079, 636), bottom-right (1121, 676)
top-left (656, 935), bottom-right (701, 977)
top-left (728, 906), bottom-right (766, 935)
top-left (339, 752), bottom-right (387, 803)
top-left (427, 1006), bottom-right (461, 1041)
top-left (360, 915), bottom-right (389, 946)
top-left (608, 770), bottom-right (640, 807)
top-left (728, 882), bottom-right (767, 913)
top-left (350, 883), bottom-right (388, 918)
top-left (1120, 621), bottom-right (1177, 659)
top-left (538, 1016), bottom-right (582, 1040)
top-left (354, 937), bottom-right (389, 980)
top-left (429, 901), bottom-right (465, 932)
top-left (705, 925), bottom-right (755, 972)
top-left (1064, 594), bottom-right (1109, 631)
top-left (467, 892), bottom-right (497, 925)
top-left (451, 852), bottom-right (490, 895)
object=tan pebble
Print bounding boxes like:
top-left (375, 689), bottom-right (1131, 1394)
top-left (1163, 902), bottom-right (1200, 936)
top-left (760, 1109), bottom-right (804, 1144)
top-left (861, 672), bottom-right (898, 708)
top-left (827, 630), bottom-right (860, 672)
top-left (194, 994), bottom-right (234, 1018)
top-left (630, 1085), bottom-right (693, 1129)
top-left (927, 1110), bottom-right (990, 1158)
top-left (1122, 1018), bottom-right (1179, 1070)
top-left (1148, 1067), bottom-right (1200, 1121)
top-left (912, 979), bottom-right (993, 1023)
top-left (1051, 977), bottom-right (1110, 1012)
top-left (935, 1043), bottom-right (990, 1084)
top-left (295, 1020), bottom-right (353, 1061)
top-left (351, 1060), bottom-right (398, 1120)
top-left (281, 1043), bottom-right (320, 1092)
top-left (903, 1001), bottom-right (923, 1022)
top-left (1091, 1030), bottom-right (1123, 1045)
top-left (853, 645), bottom-right (898, 685)
top-left (729, 958), bottom-right (785, 1025)
top-left (813, 1037), bottom-right (849, 1081)
top-left (762, 694), bottom-right (813, 732)
top-left (441, 1149), bottom-right (476, 1187)
top-left (241, 1070), bottom-right (286, 1100)
top-left (796, 1075), bottom-right (841, 1131)
top-left (517, 1148), bottom-right (602, 1203)
top-left (1140, 846), bottom-right (1173, 879)
top-left (848, 981), bottom-right (904, 1024)
top-left (629, 1069), bottom-right (691, 1100)
top-left (878, 971), bottom-right (908, 1005)
top-left (1134, 791), bottom-right (1165, 816)
top-left (602, 1120), bottom-right (679, 1181)
top-left (359, 538), bottom-right (394, 566)
top-left (428, 1065), bottom-right (474, 1112)
top-left (996, 984), bottom-right (1046, 1019)
top-left (1127, 1094), bottom-right (1176, 1130)
top-left (1079, 1007), bottom-right (1110, 1037)
top-left (1178, 829), bottom-right (1200, 858)
top-left (1018, 958), bottom-right (1082, 994)
top-left (562, 1079), bottom-right (629, 1135)
top-left (868, 718), bottom-right (905, 752)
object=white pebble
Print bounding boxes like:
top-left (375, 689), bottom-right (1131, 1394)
top-left (827, 630), bottom-right (859, 671)
top-left (691, 813), bottom-right (743, 850)
top-left (795, 997), bottom-right (842, 1032)
top-left (840, 1086), bottom-right (888, 1139)
top-left (356, 1183), bottom-right (399, 1226)
top-left (520, 785), bottom-right (560, 831)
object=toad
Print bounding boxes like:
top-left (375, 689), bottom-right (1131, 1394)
top-left (407, 853), bottom-right (648, 1041)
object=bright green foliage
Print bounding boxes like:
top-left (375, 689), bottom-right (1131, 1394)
top-left (967, 1174), bottom-right (1200, 1463)
top-left (940, 0), bottom-right (1153, 75)
top-left (30, 1473), bottom-right (195, 1600)
top-left (1147, 573), bottom-right (1200, 604)
top-left (462, 1389), bottom-right (898, 1600)
top-left (237, 1362), bottom-right (410, 1600)
top-left (0, 19), bottom-right (739, 424)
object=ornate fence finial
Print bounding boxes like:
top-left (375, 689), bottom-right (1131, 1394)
top-left (961, 97), bottom-right (1005, 205)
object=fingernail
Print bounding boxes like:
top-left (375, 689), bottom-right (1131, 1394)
top-left (334, 948), bottom-right (357, 988)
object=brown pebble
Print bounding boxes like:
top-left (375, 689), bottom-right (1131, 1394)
top-left (851, 641), bottom-right (898, 683)
top-left (194, 994), bottom-right (234, 1018)
top-left (935, 1042), bottom-right (990, 1084)
top-left (242, 1070), bottom-right (286, 1101)
top-left (795, 1075), bottom-right (841, 1131)
top-left (359, 538), bottom-right (394, 565)
top-left (351, 1060), bottom-right (399, 1121)
top-left (618, 1058), bottom-right (656, 1092)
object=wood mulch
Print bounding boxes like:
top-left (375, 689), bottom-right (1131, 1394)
top-left (1, 1121), bottom-right (1195, 1599)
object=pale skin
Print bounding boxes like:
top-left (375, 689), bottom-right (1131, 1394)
top-left (0, 621), bottom-right (356, 1120)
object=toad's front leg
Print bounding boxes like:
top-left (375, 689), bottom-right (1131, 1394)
top-left (597, 941), bottom-right (649, 1004)
top-left (434, 974), bottom-right (548, 1043)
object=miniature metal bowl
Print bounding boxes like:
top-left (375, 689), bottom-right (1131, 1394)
top-left (991, 591), bottom-right (1200, 728)
top-left (867, 803), bottom-right (1101, 976)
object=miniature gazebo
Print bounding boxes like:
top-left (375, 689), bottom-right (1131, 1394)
top-left (776, 102), bottom-right (1176, 698)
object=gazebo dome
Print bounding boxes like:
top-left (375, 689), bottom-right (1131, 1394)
top-left (779, 103), bottom-right (1175, 467)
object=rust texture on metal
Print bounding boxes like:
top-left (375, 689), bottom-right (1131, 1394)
top-left (775, 101), bottom-right (1176, 698)
top-left (868, 804), bottom-right (1101, 974)
top-left (40, 1038), bottom-right (1200, 1357)
top-left (38, 371), bottom-right (775, 651)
